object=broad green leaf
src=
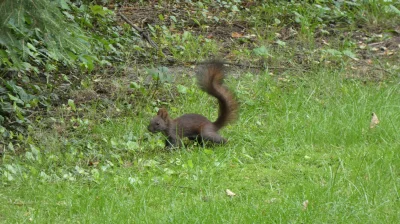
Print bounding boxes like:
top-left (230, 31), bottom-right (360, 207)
top-left (187, 160), bottom-right (194, 169)
top-left (8, 94), bottom-right (24, 104)
top-left (27, 43), bottom-right (37, 52)
top-left (343, 49), bottom-right (358, 60)
top-left (5, 164), bottom-right (17, 174)
top-left (276, 40), bottom-right (286, 46)
top-left (90, 5), bottom-right (107, 17)
top-left (170, 15), bottom-right (177, 23)
top-left (126, 141), bottom-right (139, 150)
top-left (4, 171), bottom-right (14, 181)
top-left (130, 82), bottom-right (140, 89)
top-left (177, 85), bottom-right (188, 94)
top-left (253, 46), bottom-right (271, 57)
top-left (59, 0), bottom-right (71, 10)
top-left (68, 99), bottom-right (76, 111)
top-left (204, 149), bottom-right (214, 155)
top-left (325, 49), bottom-right (342, 56)
top-left (389, 5), bottom-right (400, 15)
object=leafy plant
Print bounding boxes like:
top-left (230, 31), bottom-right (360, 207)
top-left (147, 66), bottom-right (173, 84)
top-left (0, 0), bottom-right (144, 141)
top-left (156, 27), bottom-right (218, 61)
top-left (0, 0), bottom-right (91, 72)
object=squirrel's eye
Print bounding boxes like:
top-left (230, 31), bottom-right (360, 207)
top-left (156, 122), bottom-right (160, 126)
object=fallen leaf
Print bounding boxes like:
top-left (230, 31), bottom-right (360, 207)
top-left (243, 34), bottom-right (256, 39)
top-left (370, 112), bottom-right (380, 129)
top-left (123, 161), bottom-right (133, 167)
top-left (302, 200), bottom-right (309, 210)
top-left (383, 50), bottom-right (394, 56)
top-left (226, 189), bottom-right (236, 197)
top-left (278, 77), bottom-right (289, 82)
top-left (231, 32), bottom-right (243, 38)
top-left (322, 39), bottom-right (330, 46)
top-left (371, 47), bottom-right (379, 51)
top-left (88, 161), bottom-right (99, 166)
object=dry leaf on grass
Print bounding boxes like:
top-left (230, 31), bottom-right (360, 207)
top-left (231, 32), bottom-right (244, 38)
top-left (370, 112), bottom-right (380, 129)
top-left (302, 200), bottom-right (309, 210)
top-left (226, 189), bottom-right (236, 197)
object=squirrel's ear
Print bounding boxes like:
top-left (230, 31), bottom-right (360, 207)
top-left (157, 108), bottom-right (166, 115)
top-left (157, 108), bottom-right (169, 120)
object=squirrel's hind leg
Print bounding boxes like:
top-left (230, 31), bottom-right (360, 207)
top-left (200, 128), bottom-right (227, 144)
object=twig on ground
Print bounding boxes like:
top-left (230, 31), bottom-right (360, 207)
top-left (223, 61), bottom-right (287, 70)
top-left (356, 60), bottom-right (394, 75)
top-left (233, 23), bottom-right (246, 30)
top-left (195, 60), bottom-right (306, 72)
top-left (375, 60), bottom-right (394, 75)
top-left (118, 12), bottom-right (176, 64)
top-left (118, 12), bottom-right (159, 49)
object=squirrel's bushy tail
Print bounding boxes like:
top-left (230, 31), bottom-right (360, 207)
top-left (197, 60), bottom-right (238, 130)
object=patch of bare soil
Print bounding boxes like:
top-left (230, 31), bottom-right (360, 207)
top-left (118, 2), bottom-right (254, 57)
top-left (115, 2), bottom-right (399, 83)
top-left (346, 27), bottom-right (400, 81)
top-left (352, 28), bottom-right (400, 57)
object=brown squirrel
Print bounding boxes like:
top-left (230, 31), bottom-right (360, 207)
top-left (147, 61), bottom-right (238, 147)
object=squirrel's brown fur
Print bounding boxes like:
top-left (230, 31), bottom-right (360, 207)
top-left (147, 60), bottom-right (238, 147)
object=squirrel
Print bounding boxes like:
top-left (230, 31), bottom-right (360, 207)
top-left (147, 60), bottom-right (238, 148)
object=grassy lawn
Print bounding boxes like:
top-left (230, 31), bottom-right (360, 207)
top-left (1, 1), bottom-right (400, 223)
top-left (2, 68), bottom-right (399, 223)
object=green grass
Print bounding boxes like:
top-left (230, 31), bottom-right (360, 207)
top-left (1, 1), bottom-right (400, 223)
top-left (1, 67), bottom-right (399, 223)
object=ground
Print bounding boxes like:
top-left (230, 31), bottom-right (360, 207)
top-left (1, 1), bottom-right (400, 223)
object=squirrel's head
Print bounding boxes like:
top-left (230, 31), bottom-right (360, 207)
top-left (148, 108), bottom-right (170, 133)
